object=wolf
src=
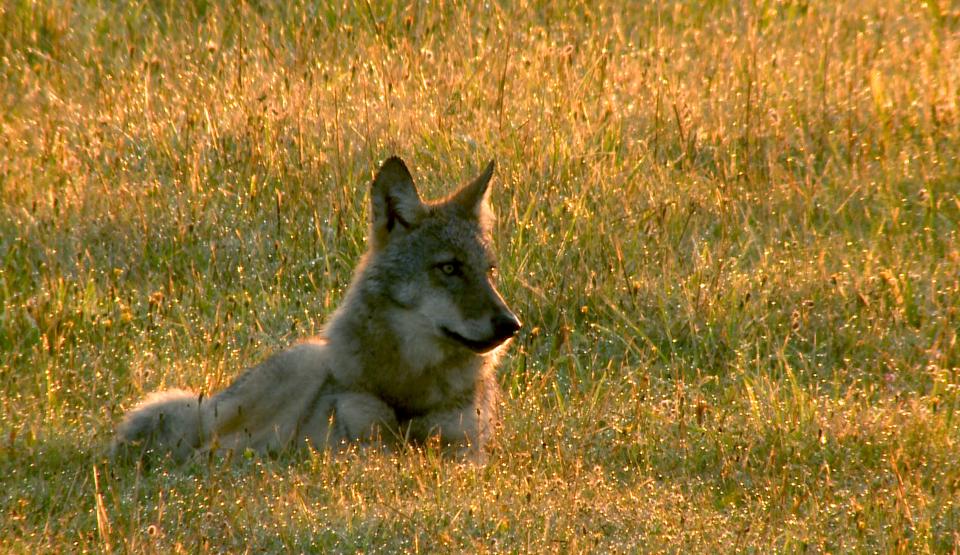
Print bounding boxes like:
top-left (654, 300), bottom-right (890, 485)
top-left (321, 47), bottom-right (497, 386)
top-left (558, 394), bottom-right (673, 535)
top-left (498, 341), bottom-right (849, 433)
top-left (113, 157), bottom-right (521, 463)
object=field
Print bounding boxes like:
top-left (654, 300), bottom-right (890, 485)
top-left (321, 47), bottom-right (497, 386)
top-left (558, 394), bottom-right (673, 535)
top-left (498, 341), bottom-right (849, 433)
top-left (2, 0), bottom-right (959, 551)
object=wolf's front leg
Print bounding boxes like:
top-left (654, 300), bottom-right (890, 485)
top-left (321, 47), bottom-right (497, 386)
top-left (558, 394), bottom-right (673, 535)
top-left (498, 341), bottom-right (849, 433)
top-left (407, 379), bottom-right (501, 462)
top-left (298, 392), bottom-right (400, 452)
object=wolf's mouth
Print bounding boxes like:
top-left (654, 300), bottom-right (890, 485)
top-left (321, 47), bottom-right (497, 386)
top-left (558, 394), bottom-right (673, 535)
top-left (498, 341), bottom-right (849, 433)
top-left (440, 327), bottom-right (507, 354)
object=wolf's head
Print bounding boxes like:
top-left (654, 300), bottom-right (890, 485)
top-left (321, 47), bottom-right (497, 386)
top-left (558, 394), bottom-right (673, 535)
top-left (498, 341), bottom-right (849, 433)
top-left (360, 157), bottom-right (521, 359)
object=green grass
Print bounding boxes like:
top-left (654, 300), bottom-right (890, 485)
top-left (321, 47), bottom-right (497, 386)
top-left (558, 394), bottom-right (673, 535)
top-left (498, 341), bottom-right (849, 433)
top-left (2, 0), bottom-right (959, 551)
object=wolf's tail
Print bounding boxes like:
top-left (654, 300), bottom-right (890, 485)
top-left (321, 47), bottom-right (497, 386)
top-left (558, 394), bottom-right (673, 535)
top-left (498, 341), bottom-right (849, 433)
top-left (112, 389), bottom-right (206, 462)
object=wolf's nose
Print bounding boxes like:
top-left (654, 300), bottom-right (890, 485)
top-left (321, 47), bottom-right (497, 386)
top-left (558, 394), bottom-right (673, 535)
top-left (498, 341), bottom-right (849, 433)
top-left (492, 313), bottom-right (522, 340)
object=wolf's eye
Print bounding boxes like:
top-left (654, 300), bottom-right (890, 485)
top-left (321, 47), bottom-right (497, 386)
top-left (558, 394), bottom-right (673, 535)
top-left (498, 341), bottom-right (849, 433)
top-left (488, 266), bottom-right (499, 280)
top-left (437, 261), bottom-right (461, 276)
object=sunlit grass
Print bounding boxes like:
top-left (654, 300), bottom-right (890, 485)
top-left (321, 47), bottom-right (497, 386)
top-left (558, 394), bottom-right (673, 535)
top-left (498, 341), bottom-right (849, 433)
top-left (1, 0), bottom-right (959, 551)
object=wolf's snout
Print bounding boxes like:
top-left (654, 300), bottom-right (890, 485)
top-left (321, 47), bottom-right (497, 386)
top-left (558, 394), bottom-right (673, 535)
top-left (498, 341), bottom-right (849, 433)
top-left (440, 312), bottom-right (520, 353)
top-left (492, 313), bottom-right (522, 342)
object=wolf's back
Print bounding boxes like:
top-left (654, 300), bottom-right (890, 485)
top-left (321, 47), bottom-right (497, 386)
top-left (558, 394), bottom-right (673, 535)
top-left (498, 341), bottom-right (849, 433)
top-left (112, 389), bottom-right (204, 461)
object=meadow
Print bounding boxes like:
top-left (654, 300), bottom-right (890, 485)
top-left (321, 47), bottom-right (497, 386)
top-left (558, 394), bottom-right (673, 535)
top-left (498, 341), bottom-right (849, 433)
top-left (1, 0), bottom-right (959, 551)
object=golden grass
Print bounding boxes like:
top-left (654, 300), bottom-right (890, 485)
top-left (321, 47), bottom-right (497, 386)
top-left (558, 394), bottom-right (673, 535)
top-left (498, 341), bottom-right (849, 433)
top-left (1, 0), bottom-right (959, 551)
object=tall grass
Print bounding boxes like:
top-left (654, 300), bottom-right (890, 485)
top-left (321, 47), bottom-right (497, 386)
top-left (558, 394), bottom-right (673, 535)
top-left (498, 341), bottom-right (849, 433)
top-left (2, 0), bottom-right (958, 551)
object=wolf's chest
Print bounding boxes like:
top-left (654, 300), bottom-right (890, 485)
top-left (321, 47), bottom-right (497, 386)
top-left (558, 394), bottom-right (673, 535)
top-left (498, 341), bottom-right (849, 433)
top-left (374, 363), bottom-right (477, 415)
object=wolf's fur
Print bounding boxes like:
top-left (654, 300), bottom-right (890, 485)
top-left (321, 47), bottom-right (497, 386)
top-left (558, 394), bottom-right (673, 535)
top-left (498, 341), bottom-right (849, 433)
top-left (113, 157), bottom-right (521, 463)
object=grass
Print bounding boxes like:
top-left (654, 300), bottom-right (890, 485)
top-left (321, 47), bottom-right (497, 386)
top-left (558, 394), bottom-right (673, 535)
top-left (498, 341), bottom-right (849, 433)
top-left (1, 0), bottom-right (959, 551)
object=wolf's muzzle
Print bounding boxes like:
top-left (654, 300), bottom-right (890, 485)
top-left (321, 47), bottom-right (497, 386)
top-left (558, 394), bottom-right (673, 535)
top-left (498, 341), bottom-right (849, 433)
top-left (442, 313), bottom-right (521, 353)
top-left (491, 313), bottom-right (522, 343)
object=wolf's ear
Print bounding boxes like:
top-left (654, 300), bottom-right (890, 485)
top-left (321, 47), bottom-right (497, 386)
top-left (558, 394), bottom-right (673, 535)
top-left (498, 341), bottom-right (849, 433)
top-left (370, 157), bottom-right (425, 249)
top-left (451, 159), bottom-right (495, 223)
